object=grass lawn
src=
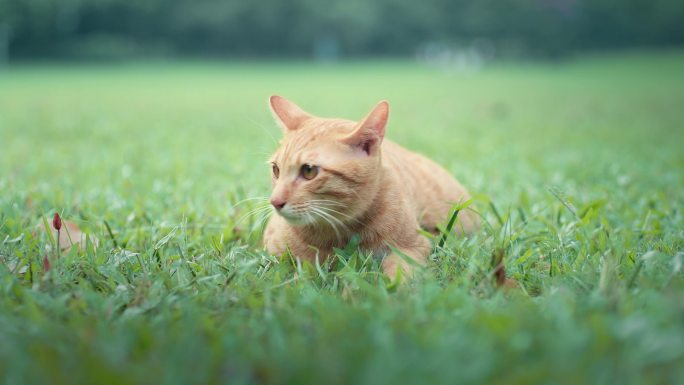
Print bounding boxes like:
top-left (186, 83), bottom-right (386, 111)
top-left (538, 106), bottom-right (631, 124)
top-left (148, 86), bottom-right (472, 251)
top-left (1, 52), bottom-right (683, 385)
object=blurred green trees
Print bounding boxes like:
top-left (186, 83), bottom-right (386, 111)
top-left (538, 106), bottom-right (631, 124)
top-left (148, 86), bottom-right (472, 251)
top-left (1, 0), bottom-right (682, 60)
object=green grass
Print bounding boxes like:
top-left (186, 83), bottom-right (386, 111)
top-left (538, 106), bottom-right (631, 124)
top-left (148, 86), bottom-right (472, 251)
top-left (1, 52), bottom-right (683, 385)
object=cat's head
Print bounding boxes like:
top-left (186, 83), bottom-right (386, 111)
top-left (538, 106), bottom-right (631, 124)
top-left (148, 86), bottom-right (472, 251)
top-left (267, 95), bottom-right (389, 227)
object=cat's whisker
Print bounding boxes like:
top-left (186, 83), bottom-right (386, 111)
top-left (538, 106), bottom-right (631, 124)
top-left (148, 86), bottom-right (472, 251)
top-left (244, 114), bottom-right (279, 146)
top-left (308, 199), bottom-right (347, 207)
top-left (231, 202), bottom-right (271, 226)
top-left (252, 209), bottom-right (274, 232)
top-left (234, 204), bottom-right (273, 229)
top-left (310, 208), bottom-right (343, 243)
top-left (231, 196), bottom-right (270, 209)
top-left (305, 211), bottom-right (316, 227)
top-left (253, 210), bottom-right (275, 232)
top-left (320, 209), bottom-right (351, 233)
top-left (235, 209), bottom-right (271, 230)
top-left (242, 204), bottom-right (272, 217)
top-left (313, 203), bottom-right (351, 225)
top-left (311, 207), bottom-right (351, 243)
top-left (309, 200), bottom-right (356, 217)
top-left (313, 204), bottom-right (361, 225)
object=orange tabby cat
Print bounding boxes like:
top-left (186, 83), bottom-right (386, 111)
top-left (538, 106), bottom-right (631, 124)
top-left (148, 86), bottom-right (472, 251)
top-left (263, 96), bottom-right (479, 278)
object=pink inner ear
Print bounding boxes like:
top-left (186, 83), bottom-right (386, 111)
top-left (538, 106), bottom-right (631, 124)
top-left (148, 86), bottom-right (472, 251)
top-left (362, 141), bottom-right (372, 155)
top-left (342, 101), bottom-right (389, 155)
top-left (343, 128), bottom-right (380, 156)
top-left (362, 101), bottom-right (389, 140)
top-left (366, 113), bottom-right (387, 140)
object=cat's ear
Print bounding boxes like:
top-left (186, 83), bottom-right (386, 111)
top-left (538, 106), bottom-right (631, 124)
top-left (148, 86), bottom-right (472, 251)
top-left (343, 100), bottom-right (389, 155)
top-left (269, 95), bottom-right (311, 132)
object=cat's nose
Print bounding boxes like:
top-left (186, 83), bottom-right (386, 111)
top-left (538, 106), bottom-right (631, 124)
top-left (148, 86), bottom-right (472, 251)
top-left (270, 198), bottom-right (286, 211)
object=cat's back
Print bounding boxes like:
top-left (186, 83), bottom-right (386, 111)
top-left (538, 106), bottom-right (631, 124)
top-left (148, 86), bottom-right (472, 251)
top-left (381, 140), bottom-right (479, 233)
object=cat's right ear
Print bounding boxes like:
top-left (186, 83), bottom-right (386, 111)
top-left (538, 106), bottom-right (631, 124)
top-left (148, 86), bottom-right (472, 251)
top-left (269, 96), bottom-right (311, 132)
top-left (342, 100), bottom-right (389, 156)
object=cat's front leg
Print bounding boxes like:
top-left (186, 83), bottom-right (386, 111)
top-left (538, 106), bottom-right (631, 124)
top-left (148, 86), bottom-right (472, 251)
top-left (381, 235), bottom-right (431, 280)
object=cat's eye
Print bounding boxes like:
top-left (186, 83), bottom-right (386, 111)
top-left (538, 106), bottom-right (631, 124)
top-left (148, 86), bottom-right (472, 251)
top-left (272, 163), bottom-right (280, 178)
top-left (300, 164), bottom-right (319, 180)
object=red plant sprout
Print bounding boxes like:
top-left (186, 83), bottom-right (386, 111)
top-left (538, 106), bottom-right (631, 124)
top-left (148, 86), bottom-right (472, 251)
top-left (53, 212), bottom-right (62, 259)
top-left (53, 213), bottom-right (62, 231)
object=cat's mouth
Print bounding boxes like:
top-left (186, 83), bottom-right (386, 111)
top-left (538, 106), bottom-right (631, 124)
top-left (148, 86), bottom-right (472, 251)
top-left (278, 211), bottom-right (311, 226)
top-left (278, 205), bottom-right (315, 226)
top-left (278, 202), bottom-right (348, 228)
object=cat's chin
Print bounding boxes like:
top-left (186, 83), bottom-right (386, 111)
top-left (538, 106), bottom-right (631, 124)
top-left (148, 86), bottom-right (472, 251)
top-left (277, 212), bottom-right (312, 226)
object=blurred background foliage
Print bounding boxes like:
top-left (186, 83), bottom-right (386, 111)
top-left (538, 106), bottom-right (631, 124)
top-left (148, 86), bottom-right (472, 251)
top-left (1, 0), bottom-right (683, 62)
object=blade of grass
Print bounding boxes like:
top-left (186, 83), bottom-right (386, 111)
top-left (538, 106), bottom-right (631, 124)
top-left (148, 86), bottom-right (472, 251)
top-left (437, 208), bottom-right (461, 249)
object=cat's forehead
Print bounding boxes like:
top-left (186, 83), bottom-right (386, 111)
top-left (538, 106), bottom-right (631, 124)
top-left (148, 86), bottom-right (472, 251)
top-left (296, 117), bottom-right (355, 137)
top-left (271, 118), bottom-right (354, 164)
top-left (272, 135), bottom-right (342, 166)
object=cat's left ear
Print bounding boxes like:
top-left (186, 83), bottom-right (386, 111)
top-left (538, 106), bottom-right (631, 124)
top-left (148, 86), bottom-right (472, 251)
top-left (343, 101), bottom-right (389, 156)
top-left (269, 95), bottom-right (311, 132)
